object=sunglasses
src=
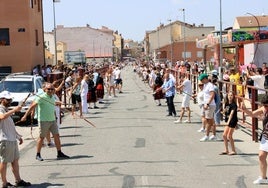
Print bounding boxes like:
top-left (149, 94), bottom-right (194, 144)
top-left (46, 88), bottom-right (55, 91)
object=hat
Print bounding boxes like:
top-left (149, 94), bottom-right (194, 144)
top-left (0, 90), bottom-right (13, 99)
top-left (211, 70), bottom-right (218, 76)
top-left (198, 73), bottom-right (208, 81)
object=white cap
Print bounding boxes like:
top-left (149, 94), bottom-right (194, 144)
top-left (0, 90), bottom-right (13, 99)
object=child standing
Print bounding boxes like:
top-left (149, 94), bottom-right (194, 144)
top-left (220, 91), bottom-right (238, 155)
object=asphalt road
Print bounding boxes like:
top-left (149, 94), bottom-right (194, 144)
top-left (13, 65), bottom-right (261, 188)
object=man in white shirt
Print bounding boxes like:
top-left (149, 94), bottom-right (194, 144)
top-left (114, 66), bottom-right (123, 93)
top-left (174, 75), bottom-right (192, 123)
top-left (247, 67), bottom-right (266, 101)
top-left (198, 74), bottom-right (216, 142)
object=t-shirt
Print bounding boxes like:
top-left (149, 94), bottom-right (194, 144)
top-left (0, 105), bottom-right (21, 141)
top-left (35, 93), bottom-right (56, 122)
top-left (250, 75), bottom-right (265, 94)
top-left (197, 90), bottom-right (204, 106)
top-left (162, 78), bottom-right (175, 97)
top-left (203, 82), bottom-right (216, 106)
top-left (229, 73), bottom-right (240, 85)
top-left (182, 79), bottom-right (192, 96)
top-left (224, 102), bottom-right (238, 127)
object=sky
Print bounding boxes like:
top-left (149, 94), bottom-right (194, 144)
top-left (42, 0), bottom-right (268, 42)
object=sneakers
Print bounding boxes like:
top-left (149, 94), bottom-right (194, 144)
top-left (174, 119), bottom-right (182, 123)
top-left (197, 128), bottom-right (205, 133)
top-left (200, 135), bottom-right (209, 142)
top-left (57, 152), bottom-right (70, 160)
top-left (209, 135), bottom-right (217, 141)
top-left (2, 182), bottom-right (14, 188)
top-left (184, 120), bottom-right (191, 123)
top-left (36, 155), bottom-right (44, 161)
top-left (15, 180), bottom-right (31, 187)
top-left (253, 176), bottom-right (268, 184)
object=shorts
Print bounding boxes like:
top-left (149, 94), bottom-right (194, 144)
top-left (181, 95), bottom-right (191, 108)
top-left (201, 105), bottom-right (216, 119)
top-left (71, 94), bottom-right (81, 105)
top-left (260, 137), bottom-right (268, 152)
top-left (39, 121), bottom-right (59, 137)
top-left (115, 78), bottom-right (122, 85)
top-left (0, 141), bottom-right (19, 163)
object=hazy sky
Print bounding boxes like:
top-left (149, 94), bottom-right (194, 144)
top-left (42, 0), bottom-right (267, 41)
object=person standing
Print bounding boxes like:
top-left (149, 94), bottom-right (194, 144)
top-left (198, 74), bottom-right (216, 142)
top-left (95, 73), bottom-right (105, 104)
top-left (80, 74), bottom-right (89, 114)
top-left (0, 91), bottom-right (31, 188)
top-left (174, 75), bottom-right (192, 123)
top-left (156, 73), bottom-right (176, 117)
top-left (153, 71), bottom-right (164, 106)
top-left (193, 81), bottom-right (206, 132)
top-left (114, 66), bottom-right (123, 93)
top-left (70, 76), bottom-right (83, 118)
top-left (262, 62), bottom-right (268, 89)
top-left (246, 67), bottom-right (266, 101)
top-left (242, 95), bottom-right (268, 184)
top-left (220, 91), bottom-right (238, 155)
top-left (21, 83), bottom-right (69, 161)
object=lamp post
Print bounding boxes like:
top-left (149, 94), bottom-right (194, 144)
top-left (219, 0), bottom-right (223, 80)
top-left (53, 0), bottom-right (60, 65)
top-left (168, 19), bottom-right (173, 64)
top-left (246, 12), bottom-right (260, 63)
top-left (157, 25), bottom-right (160, 61)
top-left (179, 9), bottom-right (186, 62)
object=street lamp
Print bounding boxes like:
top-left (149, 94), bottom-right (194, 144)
top-left (53, 0), bottom-right (60, 65)
top-left (219, 0), bottom-right (223, 80)
top-left (168, 19), bottom-right (173, 63)
top-left (246, 12), bottom-right (260, 63)
top-left (179, 9), bottom-right (186, 62)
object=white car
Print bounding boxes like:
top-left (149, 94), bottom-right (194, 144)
top-left (0, 73), bottom-right (44, 124)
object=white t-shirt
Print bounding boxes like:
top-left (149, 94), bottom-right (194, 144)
top-left (250, 75), bottom-right (265, 94)
top-left (197, 90), bottom-right (204, 106)
top-left (80, 79), bottom-right (88, 96)
top-left (202, 82), bottom-right (216, 106)
top-left (182, 79), bottom-right (192, 96)
top-left (114, 69), bottom-right (121, 79)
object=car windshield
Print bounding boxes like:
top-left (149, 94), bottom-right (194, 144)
top-left (0, 81), bottom-right (34, 93)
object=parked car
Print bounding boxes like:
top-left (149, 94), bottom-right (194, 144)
top-left (232, 31), bottom-right (254, 41)
top-left (0, 73), bottom-right (44, 124)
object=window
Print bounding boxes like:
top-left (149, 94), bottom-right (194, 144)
top-left (0, 28), bottom-right (10, 46)
top-left (37, 0), bottom-right (41, 12)
top-left (35, 29), bottom-right (39, 46)
top-left (182, 51), bottom-right (191, 59)
top-left (197, 51), bottom-right (203, 58)
top-left (30, 0), bottom-right (33, 8)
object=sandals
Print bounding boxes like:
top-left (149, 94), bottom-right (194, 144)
top-left (228, 151), bottom-right (237, 155)
top-left (219, 151), bottom-right (237, 155)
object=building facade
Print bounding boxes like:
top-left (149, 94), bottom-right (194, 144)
top-left (56, 25), bottom-right (115, 64)
top-left (0, 0), bottom-right (44, 73)
top-left (145, 21), bottom-right (215, 62)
